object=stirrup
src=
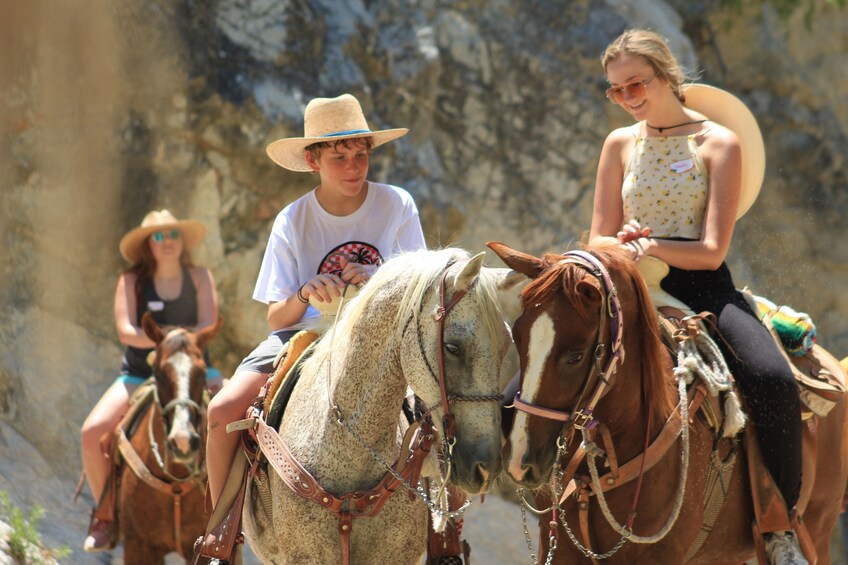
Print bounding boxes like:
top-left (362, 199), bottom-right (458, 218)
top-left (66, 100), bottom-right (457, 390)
top-left (764, 530), bottom-right (808, 565)
top-left (83, 515), bottom-right (116, 552)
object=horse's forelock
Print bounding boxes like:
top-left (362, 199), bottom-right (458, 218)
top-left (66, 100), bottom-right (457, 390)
top-left (520, 253), bottom-right (597, 322)
top-left (474, 267), bottom-right (513, 354)
top-left (160, 329), bottom-right (195, 358)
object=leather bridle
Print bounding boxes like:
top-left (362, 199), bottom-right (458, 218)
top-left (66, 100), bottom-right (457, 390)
top-left (510, 250), bottom-right (624, 432)
top-left (411, 259), bottom-right (505, 449)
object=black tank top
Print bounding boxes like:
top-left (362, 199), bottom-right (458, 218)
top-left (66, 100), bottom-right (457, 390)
top-left (120, 267), bottom-right (198, 377)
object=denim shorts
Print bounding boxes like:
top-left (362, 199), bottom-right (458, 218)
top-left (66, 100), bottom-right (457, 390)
top-left (115, 367), bottom-right (222, 386)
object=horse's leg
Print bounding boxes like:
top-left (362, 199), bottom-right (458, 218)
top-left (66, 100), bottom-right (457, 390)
top-left (793, 416), bottom-right (848, 565)
top-left (123, 533), bottom-right (167, 565)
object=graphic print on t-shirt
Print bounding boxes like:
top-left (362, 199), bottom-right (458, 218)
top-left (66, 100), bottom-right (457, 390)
top-left (317, 241), bottom-right (383, 276)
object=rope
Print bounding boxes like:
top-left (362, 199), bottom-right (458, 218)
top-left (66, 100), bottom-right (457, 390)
top-left (674, 331), bottom-right (746, 438)
top-left (580, 372), bottom-right (690, 544)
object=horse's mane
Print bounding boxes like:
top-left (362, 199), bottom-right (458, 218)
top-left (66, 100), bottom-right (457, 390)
top-left (311, 248), bottom-right (507, 363)
top-left (521, 243), bottom-right (676, 429)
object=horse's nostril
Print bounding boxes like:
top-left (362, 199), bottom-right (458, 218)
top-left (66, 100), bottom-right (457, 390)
top-left (188, 433), bottom-right (200, 452)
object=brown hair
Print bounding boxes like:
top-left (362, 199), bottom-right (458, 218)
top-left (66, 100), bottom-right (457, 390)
top-left (601, 29), bottom-right (689, 103)
top-left (125, 236), bottom-right (194, 304)
top-left (305, 136), bottom-right (374, 165)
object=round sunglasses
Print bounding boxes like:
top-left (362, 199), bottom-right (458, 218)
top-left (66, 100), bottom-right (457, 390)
top-left (151, 229), bottom-right (182, 243)
top-left (605, 74), bottom-right (655, 104)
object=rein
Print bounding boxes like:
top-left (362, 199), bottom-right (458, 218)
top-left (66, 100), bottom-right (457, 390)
top-left (414, 261), bottom-right (505, 449)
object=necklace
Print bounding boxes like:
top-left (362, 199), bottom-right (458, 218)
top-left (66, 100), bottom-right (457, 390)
top-left (646, 119), bottom-right (706, 134)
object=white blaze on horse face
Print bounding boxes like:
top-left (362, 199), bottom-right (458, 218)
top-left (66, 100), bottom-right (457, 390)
top-left (167, 351), bottom-right (194, 452)
top-left (507, 312), bottom-right (556, 481)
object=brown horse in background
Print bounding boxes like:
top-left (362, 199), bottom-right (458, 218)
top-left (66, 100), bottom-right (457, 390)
top-left (116, 312), bottom-right (221, 564)
top-left (489, 241), bottom-right (848, 564)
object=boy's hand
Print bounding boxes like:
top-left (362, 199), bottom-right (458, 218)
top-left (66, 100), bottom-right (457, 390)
top-left (338, 256), bottom-right (374, 286)
top-left (300, 273), bottom-right (344, 303)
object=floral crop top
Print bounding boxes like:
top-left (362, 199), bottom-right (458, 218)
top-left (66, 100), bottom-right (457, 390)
top-left (621, 131), bottom-right (709, 240)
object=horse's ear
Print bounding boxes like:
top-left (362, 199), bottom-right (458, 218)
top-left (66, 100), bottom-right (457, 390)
top-left (452, 252), bottom-right (485, 293)
top-left (575, 277), bottom-right (603, 308)
top-left (196, 316), bottom-right (224, 350)
top-left (486, 241), bottom-right (544, 279)
top-left (141, 312), bottom-right (165, 344)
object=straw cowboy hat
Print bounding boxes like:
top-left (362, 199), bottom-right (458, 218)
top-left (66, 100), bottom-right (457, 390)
top-left (682, 83), bottom-right (766, 219)
top-left (119, 209), bottom-right (206, 263)
top-left (265, 94), bottom-right (409, 172)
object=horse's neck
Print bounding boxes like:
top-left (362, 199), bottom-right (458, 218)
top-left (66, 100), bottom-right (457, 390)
top-left (282, 303), bottom-right (408, 490)
top-left (330, 325), bottom-right (407, 437)
top-left (596, 334), bottom-right (655, 459)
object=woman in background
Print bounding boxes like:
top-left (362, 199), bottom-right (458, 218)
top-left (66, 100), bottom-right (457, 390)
top-left (80, 209), bottom-right (220, 552)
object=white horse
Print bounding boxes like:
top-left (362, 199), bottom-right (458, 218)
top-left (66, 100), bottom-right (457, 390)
top-left (243, 248), bottom-right (522, 564)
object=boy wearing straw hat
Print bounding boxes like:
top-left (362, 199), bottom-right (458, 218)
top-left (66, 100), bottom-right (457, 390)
top-left (205, 93), bottom-right (426, 515)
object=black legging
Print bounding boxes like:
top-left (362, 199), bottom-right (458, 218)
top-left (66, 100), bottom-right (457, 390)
top-left (662, 262), bottom-right (802, 509)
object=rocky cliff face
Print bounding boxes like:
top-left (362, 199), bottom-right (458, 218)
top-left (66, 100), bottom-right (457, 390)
top-left (1, 0), bottom-right (846, 560)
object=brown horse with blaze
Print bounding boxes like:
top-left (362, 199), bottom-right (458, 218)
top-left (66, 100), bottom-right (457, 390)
top-left (489, 241), bottom-right (848, 565)
top-left (114, 312), bottom-right (221, 563)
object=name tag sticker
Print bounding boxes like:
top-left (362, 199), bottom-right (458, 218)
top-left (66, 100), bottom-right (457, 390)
top-left (670, 158), bottom-right (694, 173)
top-left (148, 300), bottom-right (164, 312)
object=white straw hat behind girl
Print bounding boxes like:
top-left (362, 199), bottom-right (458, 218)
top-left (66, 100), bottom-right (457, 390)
top-left (682, 84), bottom-right (765, 219)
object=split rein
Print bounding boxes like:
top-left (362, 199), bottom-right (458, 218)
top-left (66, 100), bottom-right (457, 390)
top-left (510, 250), bottom-right (690, 563)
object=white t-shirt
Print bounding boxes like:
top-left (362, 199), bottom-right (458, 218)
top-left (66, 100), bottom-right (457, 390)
top-left (253, 182), bottom-right (426, 330)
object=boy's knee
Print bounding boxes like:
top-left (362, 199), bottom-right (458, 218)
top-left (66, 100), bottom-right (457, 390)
top-left (207, 391), bottom-right (246, 427)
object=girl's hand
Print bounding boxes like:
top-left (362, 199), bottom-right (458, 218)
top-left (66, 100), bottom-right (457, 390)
top-left (620, 239), bottom-right (645, 262)
top-left (617, 220), bottom-right (652, 243)
top-left (299, 273), bottom-right (344, 303)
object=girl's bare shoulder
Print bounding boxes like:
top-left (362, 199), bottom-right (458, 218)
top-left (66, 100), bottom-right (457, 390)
top-left (699, 121), bottom-right (740, 153)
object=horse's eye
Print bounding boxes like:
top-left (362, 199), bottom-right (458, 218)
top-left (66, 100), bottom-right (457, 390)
top-left (566, 353), bottom-right (584, 365)
top-left (444, 343), bottom-right (461, 356)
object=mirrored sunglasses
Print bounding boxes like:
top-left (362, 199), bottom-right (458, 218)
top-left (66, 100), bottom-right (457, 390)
top-left (151, 229), bottom-right (182, 243)
top-left (605, 75), bottom-right (656, 104)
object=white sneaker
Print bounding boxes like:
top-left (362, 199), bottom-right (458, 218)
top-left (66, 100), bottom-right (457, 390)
top-left (764, 530), bottom-right (809, 565)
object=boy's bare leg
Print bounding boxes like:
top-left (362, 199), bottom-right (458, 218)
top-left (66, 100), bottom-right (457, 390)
top-left (206, 370), bottom-right (268, 508)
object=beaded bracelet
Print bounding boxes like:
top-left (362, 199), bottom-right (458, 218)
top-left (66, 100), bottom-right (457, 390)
top-left (296, 286), bottom-right (309, 304)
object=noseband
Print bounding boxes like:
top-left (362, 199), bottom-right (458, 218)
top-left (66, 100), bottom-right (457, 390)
top-left (511, 250), bottom-right (624, 431)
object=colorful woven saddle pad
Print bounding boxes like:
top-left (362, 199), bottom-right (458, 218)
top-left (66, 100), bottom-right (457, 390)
top-left (750, 294), bottom-right (816, 357)
top-left (743, 291), bottom-right (844, 416)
